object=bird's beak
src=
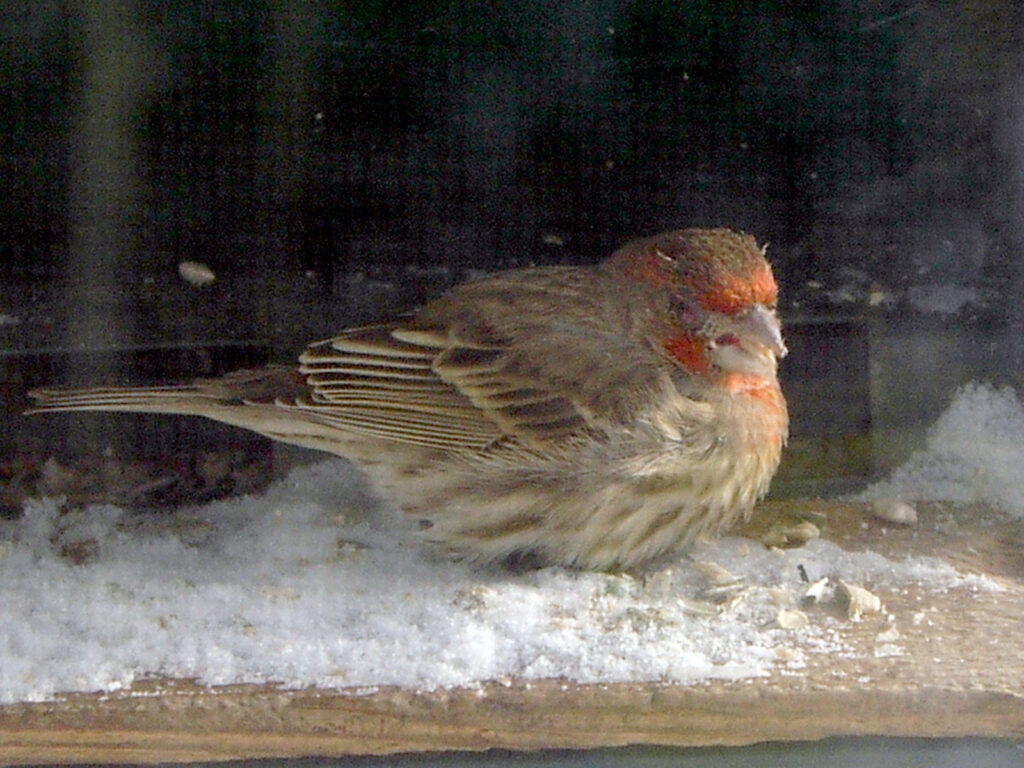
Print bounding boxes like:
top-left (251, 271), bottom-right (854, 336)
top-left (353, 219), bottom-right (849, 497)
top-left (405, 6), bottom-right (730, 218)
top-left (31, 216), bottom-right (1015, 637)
top-left (706, 303), bottom-right (787, 379)
top-left (738, 304), bottom-right (787, 359)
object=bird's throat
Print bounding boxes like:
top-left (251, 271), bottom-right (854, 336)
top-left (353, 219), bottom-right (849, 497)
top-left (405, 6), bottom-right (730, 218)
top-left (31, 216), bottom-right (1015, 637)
top-left (724, 372), bottom-right (788, 450)
top-left (723, 371), bottom-right (780, 396)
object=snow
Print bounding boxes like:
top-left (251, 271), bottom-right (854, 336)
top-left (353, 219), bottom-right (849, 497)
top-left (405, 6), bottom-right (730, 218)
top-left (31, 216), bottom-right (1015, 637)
top-left (0, 466), bottom-right (989, 705)
top-left (861, 382), bottom-right (1024, 517)
top-left (1, 382), bottom-right (1017, 704)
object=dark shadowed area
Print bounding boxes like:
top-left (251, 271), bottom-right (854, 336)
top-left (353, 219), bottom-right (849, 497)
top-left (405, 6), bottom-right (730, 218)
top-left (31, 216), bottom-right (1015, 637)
top-left (3, 2), bottom-right (1021, 498)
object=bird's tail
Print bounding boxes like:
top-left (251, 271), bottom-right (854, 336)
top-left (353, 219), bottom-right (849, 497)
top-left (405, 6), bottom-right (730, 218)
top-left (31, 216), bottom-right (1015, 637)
top-left (25, 383), bottom-right (217, 417)
top-left (24, 368), bottom-right (370, 458)
top-left (26, 366), bottom-right (308, 418)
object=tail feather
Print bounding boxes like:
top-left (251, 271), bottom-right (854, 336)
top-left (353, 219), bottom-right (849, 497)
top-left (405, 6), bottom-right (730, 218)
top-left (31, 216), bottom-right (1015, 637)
top-left (26, 384), bottom-right (221, 417)
top-left (26, 366), bottom-right (308, 417)
top-left (24, 374), bottom-right (365, 457)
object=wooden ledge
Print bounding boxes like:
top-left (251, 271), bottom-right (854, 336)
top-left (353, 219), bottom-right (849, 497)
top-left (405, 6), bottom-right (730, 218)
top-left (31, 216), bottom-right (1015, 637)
top-left (2, 500), bottom-right (1023, 764)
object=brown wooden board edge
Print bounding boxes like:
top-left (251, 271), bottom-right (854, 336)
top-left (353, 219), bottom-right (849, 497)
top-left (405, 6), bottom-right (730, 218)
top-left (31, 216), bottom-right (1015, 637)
top-left (1, 677), bottom-right (1023, 764)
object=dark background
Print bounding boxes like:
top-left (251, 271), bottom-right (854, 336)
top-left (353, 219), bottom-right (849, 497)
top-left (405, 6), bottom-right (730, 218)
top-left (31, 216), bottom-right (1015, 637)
top-left (2, 1), bottom-right (1023, 490)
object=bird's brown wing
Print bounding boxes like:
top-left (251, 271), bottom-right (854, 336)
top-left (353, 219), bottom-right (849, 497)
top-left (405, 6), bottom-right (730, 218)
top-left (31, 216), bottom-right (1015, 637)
top-left (296, 322), bottom-right (607, 451)
top-left (292, 266), bottom-right (695, 452)
top-left (294, 325), bottom-right (504, 451)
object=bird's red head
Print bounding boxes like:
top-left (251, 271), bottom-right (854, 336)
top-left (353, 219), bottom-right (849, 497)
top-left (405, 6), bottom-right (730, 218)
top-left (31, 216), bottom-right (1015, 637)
top-left (604, 228), bottom-right (786, 385)
top-left (606, 228), bottom-right (777, 310)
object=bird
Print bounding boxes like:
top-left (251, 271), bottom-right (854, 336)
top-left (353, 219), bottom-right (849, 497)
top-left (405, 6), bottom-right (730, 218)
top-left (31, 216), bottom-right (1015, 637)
top-left (27, 228), bottom-right (788, 571)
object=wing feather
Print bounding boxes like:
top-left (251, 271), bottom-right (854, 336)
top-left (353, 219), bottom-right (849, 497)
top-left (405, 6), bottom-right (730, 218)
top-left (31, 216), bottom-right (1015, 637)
top-left (289, 317), bottom-right (603, 451)
top-left (290, 326), bottom-right (504, 450)
top-left (284, 267), bottom-right (710, 452)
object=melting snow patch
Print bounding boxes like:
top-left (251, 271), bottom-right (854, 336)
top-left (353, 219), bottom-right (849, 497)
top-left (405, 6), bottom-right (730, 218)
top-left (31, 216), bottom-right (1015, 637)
top-left (861, 382), bottom-right (1024, 517)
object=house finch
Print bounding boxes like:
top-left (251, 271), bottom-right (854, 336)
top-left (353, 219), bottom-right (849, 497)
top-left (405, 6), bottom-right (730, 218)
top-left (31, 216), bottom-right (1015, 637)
top-left (28, 228), bottom-right (788, 570)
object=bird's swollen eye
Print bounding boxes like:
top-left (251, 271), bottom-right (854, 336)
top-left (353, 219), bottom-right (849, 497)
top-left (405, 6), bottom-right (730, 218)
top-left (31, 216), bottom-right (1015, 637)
top-left (713, 333), bottom-right (740, 348)
top-left (670, 296), bottom-right (705, 331)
